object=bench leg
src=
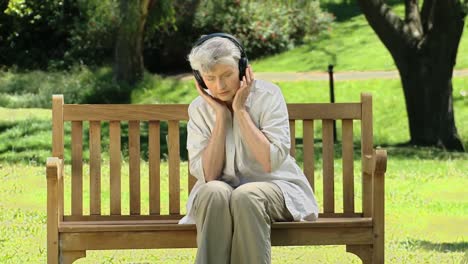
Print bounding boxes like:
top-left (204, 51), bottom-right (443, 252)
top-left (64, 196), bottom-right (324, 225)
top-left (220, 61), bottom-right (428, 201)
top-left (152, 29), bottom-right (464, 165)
top-left (373, 234), bottom-right (384, 264)
top-left (346, 245), bottom-right (372, 264)
top-left (48, 241), bottom-right (59, 264)
top-left (60, 250), bottom-right (86, 264)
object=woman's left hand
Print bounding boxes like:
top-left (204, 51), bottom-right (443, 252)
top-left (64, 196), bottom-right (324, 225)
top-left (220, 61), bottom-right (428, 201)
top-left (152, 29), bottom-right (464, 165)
top-left (232, 65), bottom-right (254, 112)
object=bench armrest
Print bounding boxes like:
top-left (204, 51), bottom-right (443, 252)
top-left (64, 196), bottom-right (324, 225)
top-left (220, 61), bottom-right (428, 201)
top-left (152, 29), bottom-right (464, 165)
top-left (362, 149), bottom-right (387, 176)
top-left (372, 149), bottom-right (386, 252)
top-left (374, 149), bottom-right (387, 175)
top-left (46, 157), bottom-right (63, 180)
top-left (46, 157), bottom-right (63, 262)
top-left (46, 157), bottom-right (64, 223)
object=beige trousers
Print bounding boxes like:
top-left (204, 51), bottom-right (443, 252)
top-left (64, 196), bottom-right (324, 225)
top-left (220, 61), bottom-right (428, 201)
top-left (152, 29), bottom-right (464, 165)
top-left (192, 180), bottom-right (293, 264)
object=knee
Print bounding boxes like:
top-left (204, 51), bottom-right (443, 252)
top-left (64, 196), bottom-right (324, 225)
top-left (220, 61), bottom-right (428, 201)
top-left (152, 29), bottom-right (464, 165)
top-left (230, 184), bottom-right (264, 213)
top-left (196, 180), bottom-right (232, 208)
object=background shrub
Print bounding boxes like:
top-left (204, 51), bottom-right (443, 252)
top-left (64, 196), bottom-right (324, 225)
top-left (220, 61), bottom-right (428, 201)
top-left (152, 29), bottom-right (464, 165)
top-left (0, 66), bottom-right (130, 108)
top-left (0, 0), bottom-right (332, 73)
top-left (146, 0), bottom-right (333, 72)
top-left (192, 0), bottom-right (333, 58)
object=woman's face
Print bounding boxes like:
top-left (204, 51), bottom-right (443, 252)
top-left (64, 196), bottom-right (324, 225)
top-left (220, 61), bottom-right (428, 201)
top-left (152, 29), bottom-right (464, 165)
top-left (201, 64), bottom-right (240, 102)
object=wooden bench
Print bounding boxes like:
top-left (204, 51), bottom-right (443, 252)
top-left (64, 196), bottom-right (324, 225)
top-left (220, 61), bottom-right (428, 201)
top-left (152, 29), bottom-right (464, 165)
top-left (46, 93), bottom-right (387, 263)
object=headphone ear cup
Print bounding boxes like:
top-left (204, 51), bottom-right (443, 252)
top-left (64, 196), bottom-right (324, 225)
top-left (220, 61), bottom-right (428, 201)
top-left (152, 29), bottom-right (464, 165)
top-left (238, 57), bottom-right (248, 80)
top-left (193, 70), bottom-right (208, 89)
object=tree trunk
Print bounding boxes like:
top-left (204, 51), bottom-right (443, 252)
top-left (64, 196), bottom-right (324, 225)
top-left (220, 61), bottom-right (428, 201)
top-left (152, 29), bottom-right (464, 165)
top-left (357, 0), bottom-right (466, 151)
top-left (114, 0), bottom-right (150, 85)
top-left (397, 56), bottom-right (464, 151)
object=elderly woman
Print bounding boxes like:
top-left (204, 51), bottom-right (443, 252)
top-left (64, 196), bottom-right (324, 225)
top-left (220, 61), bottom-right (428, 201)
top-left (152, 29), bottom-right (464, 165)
top-left (179, 33), bottom-right (318, 264)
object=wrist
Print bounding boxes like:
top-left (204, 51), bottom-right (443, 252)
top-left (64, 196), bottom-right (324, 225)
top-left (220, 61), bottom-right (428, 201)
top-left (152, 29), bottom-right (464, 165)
top-left (216, 109), bottom-right (230, 119)
top-left (234, 108), bottom-right (249, 121)
top-left (233, 106), bottom-right (247, 113)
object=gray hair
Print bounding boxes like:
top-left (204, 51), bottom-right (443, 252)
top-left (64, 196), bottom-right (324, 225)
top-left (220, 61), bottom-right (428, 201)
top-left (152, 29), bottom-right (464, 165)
top-left (188, 37), bottom-right (241, 73)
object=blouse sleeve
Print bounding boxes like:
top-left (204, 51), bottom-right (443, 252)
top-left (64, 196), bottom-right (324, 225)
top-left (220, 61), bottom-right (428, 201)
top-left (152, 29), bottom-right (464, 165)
top-left (259, 89), bottom-right (291, 172)
top-left (186, 103), bottom-right (210, 183)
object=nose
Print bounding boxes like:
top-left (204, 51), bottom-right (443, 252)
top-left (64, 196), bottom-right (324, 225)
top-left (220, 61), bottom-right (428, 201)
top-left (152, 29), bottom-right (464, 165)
top-left (216, 79), bottom-right (226, 91)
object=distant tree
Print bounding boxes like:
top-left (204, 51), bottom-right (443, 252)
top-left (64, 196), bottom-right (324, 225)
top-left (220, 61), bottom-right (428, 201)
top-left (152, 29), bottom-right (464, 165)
top-left (114, 0), bottom-right (174, 85)
top-left (357, 0), bottom-right (467, 151)
top-left (1, 0), bottom-right (78, 69)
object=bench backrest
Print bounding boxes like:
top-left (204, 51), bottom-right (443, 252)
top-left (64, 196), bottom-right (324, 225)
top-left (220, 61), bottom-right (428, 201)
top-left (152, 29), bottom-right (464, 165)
top-left (52, 93), bottom-right (373, 221)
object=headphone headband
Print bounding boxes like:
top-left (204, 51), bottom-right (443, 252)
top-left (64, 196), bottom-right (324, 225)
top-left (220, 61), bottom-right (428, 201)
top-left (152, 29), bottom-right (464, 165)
top-left (193, 33), bottom-right (246, 58)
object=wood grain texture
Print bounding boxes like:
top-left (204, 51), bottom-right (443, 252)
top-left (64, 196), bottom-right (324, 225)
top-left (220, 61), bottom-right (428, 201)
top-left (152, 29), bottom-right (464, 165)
top-left (149, 121), bottom-right (160, 215)
top-left (289, 120), bottom-right (296, 157)
top-left (71, 121), bottom-right (83, 216)
top-left (322, 119), bottom-right (335, 213)
top-left (342, 119), bottom-right (355, 214)
top-left (89, 121), bottom-right (101, 215)
top-left (63, 104), bottom-right (189, 121)
top-left (129, 121), bottom-right (141, 215)
top-left (109, 121), bottom-right (121, 215)
top-left (361, 93), bottom-right (373, 217)
top-left (168, 121), bottom-right (180, 215)
top-left (303, 120), bottom-right (315, 190)
top-left (52, 95), bottom-right (64, 159)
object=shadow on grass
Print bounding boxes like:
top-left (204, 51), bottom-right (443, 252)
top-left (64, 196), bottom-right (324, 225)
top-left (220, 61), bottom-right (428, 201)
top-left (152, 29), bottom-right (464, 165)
top-left (293, 138), bottom-right (466, 165)
top-left (320, 0), bottom-right (403, 22)
top-left (320, 0), bottom-right (362, 22)
top-left (377, 142), bottom-right (467, 159)
top-left (401, 239), bottom-right (468, 253)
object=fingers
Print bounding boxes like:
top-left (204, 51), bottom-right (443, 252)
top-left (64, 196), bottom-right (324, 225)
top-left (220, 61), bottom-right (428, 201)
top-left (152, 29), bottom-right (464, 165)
top-left (240, 65), bottom-right (254, 90)
top-left (248, 65), bottom-right (254, 82)
top-left (194, 79), bottom-right (223, 109)
top-left (245, 65), bottom-right (251, 83)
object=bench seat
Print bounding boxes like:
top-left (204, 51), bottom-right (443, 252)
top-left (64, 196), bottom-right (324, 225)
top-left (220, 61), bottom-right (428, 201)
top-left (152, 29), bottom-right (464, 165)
top-left (59, 218), bottom-right (374, 251)
top-left (59, 217), bottom-right (373, 232)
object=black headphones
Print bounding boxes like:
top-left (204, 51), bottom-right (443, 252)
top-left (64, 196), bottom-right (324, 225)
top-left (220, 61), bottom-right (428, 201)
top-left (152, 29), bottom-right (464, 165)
top-left (191, 33), bottom-right (249, 89)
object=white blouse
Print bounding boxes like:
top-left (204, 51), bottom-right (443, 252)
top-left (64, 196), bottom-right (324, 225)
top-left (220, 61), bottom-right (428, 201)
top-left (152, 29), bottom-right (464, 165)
top-left (178, 79), bottom-right (318, 224)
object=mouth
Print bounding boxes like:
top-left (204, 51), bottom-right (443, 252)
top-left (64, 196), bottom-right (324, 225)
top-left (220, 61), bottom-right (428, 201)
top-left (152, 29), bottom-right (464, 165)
top-left (218, 91), bottom-right (231, 96)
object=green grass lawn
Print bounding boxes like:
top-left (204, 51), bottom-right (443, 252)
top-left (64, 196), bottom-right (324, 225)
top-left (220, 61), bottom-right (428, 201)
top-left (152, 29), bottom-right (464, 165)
top-left (252, 1), bottom-right (468, 72)
top-left (1, 76), bottom-right (467, 262)
top-left (1, 149), bottom-right (466, 263)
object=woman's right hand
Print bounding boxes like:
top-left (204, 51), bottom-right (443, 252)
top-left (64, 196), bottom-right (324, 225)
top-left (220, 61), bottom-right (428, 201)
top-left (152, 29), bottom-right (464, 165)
top-left (195, 80), bottom-right (229, 117)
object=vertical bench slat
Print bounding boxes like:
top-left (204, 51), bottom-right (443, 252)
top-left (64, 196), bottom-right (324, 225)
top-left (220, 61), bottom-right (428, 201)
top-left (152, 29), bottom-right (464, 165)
top-left (89, 121), bottom-right (101, 215)
top-left (322, 119), bottom-right (335, 213)
top-left (149, 121), bottom-right (160, 215)
top-left (59, 163), bottom-right (64, 221)
top-left (109, 121), bottom-right (121, 215)
top-left (50, 96), bottom-right (63, 264)
top-left (52, 95), bottom-right (64, 160)
top-left (289, 120), bottom-right (296, 158)
top-left (361, 94), bottom-right (373, 217)
top-left (129, 121), bottom-right (141, 215)
top-left (342, 119), bottom-right (354, 214)
top-left (71, 121), bottom-right (83, 216)
top-left (303, 120), bottom-right (315, 191)
top-left (52, 95), bottom-right (64, 222)
top-left (168, 120), bottom-right (180, 215)
top-left (188, 161), bottom-right (197, 194)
